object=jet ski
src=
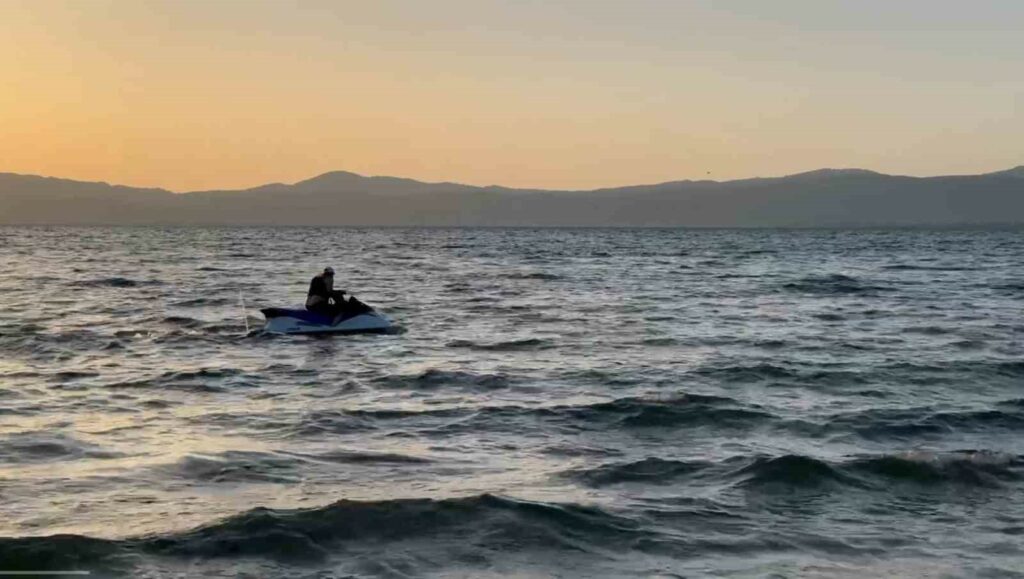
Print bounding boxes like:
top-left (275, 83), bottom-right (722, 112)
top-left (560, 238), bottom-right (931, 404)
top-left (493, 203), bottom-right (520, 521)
top-left (260, 304), bottom-right (394, 335)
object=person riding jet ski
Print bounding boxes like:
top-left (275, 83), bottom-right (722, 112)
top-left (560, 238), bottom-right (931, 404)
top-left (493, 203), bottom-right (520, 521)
top-left (259, 267), bottom-right (390, 334)
top-left (306, 267), bottom-right (345, 316)
top-left (306, 267), bottom-right (370, 319)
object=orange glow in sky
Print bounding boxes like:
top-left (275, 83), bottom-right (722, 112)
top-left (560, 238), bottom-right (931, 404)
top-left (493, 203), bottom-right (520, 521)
top-left (2, 0), bottom-right (1022, 191)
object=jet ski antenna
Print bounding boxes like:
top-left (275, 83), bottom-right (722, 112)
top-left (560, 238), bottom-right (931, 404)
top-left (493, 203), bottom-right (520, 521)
top-left (239, 290), bottom-right (250, 334)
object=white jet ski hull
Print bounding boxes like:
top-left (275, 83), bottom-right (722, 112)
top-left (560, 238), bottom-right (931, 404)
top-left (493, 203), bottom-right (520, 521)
top-left (261, 308), bottom-right (394, 335)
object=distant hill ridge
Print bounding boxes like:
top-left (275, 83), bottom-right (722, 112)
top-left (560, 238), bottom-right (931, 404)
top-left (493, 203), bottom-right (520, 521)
top-left (1, 166), bottom-right (1022, 227)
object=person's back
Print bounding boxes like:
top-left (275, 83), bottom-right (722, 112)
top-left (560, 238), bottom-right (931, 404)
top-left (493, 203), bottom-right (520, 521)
top-left (306, 271), bottom-right (329, 309)
top-left (306, 267), bottom-right (346, 315)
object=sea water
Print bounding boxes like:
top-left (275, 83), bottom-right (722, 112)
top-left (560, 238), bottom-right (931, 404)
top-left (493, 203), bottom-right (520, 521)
top-left (1, 226), bottom-right (1022, 577)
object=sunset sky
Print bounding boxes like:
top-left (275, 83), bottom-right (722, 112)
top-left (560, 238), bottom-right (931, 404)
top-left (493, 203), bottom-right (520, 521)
top-left (2, 0), bottom-right (1022, 191)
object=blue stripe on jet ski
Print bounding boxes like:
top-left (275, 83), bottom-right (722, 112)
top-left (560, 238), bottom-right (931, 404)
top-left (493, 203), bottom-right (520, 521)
top-left (260, 308), bottom-right (333, 325)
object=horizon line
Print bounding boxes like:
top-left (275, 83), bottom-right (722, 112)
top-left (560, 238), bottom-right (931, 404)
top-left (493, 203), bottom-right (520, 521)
top-left (2, 164), bottom-right (1021, 195)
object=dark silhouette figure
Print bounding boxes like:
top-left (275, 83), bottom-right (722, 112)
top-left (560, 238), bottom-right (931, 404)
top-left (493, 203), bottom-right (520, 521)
top-left (305, 267), bottom-right (372, 321)
top-left (306, 267), bottom-right (347, 317)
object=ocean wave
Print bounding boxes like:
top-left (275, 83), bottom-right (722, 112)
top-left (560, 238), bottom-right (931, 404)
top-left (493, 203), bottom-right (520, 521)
top-left (442, 281), bottom-right (473, 293)
top-left (286, 409), bottom-right (380, 437)
top-left (504, 272), bottom-right (563, 281)
top-left (149, 330), bottom-right (223, 346)
top-left (992, 361), bottom-right (1024, 376)
top-left (149, 316), bottom-right (248, 337)
top-left (281, 449), bottom-right (433, 465)
top-left (732, 454), bottom-right (863, 490)
top-left (877, 360), bottom-right (1024, 381)
top-left (567, 451), bottom-right (1024, 492)
top-left (183, 410), bottom-right (297, 434)
top-left (781, 274), bottom-right (891, 296)
top-left (640, 337), bottom-right (678, 346)
top-left (161, 451), bottom-right (302, 484)
top-left (563, 457), bottom-right (719, 487)
top-left (106, 367), bottom-right (243, 393)
top-left (374, 368), bottom-right (512, 390)
top-left (993, 282), bottom-right (1024, 296)
top-left (823, 405), bottom-right (1024, 440)
top-left (446, 338), bottom-right (553, 351)
top-left (562, 454), bottom-right (846, 492)
top-left (0, 328), bottom-right (116, 361)
top-left (70, 277), bottom-right (164, 288)
top-left (950, 339), bottom-right (987, 350)
top-left (505, 393), bottom-right (770, 432)
top-left (882, 264), bottom-right (977, 271)
top-left (691, 359), bottom-right (1024, 391)
top-left (51, 370), bottom-right (100, 380)
top-left (0, 535), bottom-right (125, 575)
top-left (847, 451), bottom-right (1024, 487)
top-left (158, 446), bottom-right (428, 475)
top-left (694, 363), bottom-right (797, 382)
top-left (200, 323), bottom-right (249, 335)
top-left (0, 431), bottom-right (124, 464)
top-left (102, 340), bottom-right (125, 350)
top-left (737, 451), bottom-right (1024, 491)
top-left (572, 395), bottom-right (774, 429)
top-left (555, 368), bottom-right (643, 387)
top-left (900, 325), bottom-right (952, 335)
top-left (169, 296), bottom-right (235, 307)
top-left (161, 315), bottom-right (203, 328)
top-left (272, 393), bottom-right (774, 437)
top-left (0, 494), bottom-right (646, 570)
top-left (693, 363), bottom-right (873, 388)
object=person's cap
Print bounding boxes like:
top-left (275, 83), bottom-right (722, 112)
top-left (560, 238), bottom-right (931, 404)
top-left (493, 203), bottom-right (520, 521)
top-left (324, 267), bottom-right (335, 275)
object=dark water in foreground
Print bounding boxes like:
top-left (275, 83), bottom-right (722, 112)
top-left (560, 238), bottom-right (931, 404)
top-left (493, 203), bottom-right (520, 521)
top-left (1, 226), bottom-right (1023, 578)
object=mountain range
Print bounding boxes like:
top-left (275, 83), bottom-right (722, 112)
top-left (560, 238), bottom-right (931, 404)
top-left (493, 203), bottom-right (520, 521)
top-left (1, 166), bottom-right (1022, 227)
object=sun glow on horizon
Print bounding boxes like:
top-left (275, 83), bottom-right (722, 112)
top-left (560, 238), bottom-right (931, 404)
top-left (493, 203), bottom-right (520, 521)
top-left (2, 0), bottom-right (1022, 191)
